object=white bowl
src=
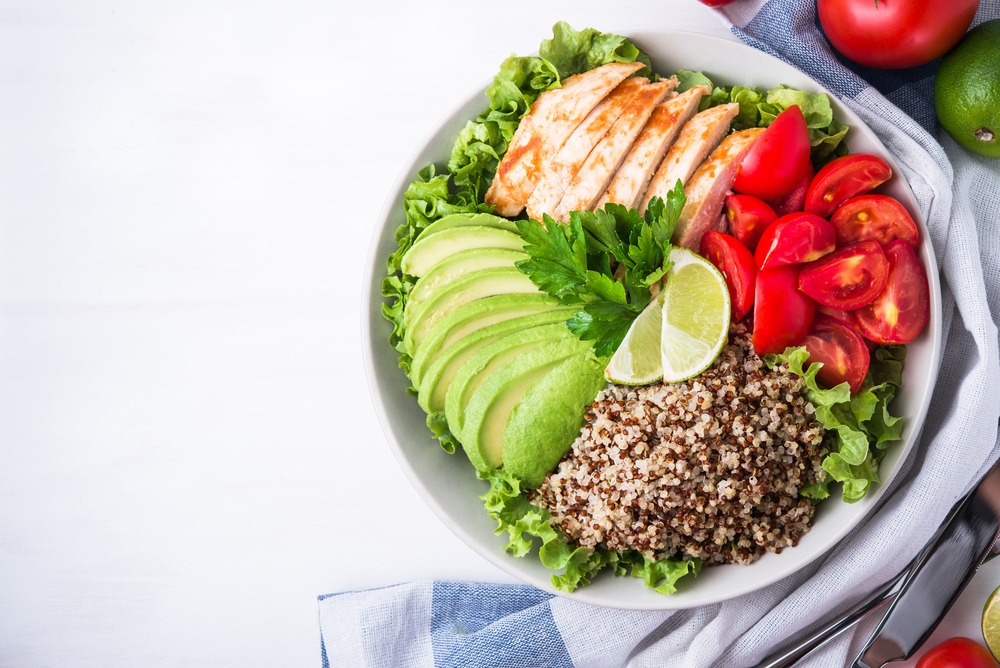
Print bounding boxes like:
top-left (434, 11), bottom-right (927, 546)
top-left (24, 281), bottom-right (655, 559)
top-left (363, 30), bottom-right (942, 609)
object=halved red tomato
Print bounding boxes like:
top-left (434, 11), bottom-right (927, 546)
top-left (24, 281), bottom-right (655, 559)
top-left (733, 105), bottom-right (813, 202)
top-left (755, 212), bottom-right (837, 269)
top-left (830, 194), bottom-right (920, 247)
top-left (769, 165), bottom-right (813, 217)
top-left (798, 240), bottom-right (889, 310)
top-left (753, 265), bottom-right (816, 355)
top-left (852, 240), bottom-right (930, 344)
top-left (802, 314), bottom-right (870, 393)
top-left (804, 153), bottom-right (892, 218)
top-left (700, 231), bottom-right (757, 320)
top-left (724, 194), bottom-right (777, 252)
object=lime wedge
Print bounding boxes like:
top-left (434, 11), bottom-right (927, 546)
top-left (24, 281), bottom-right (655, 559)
top-left (983, 584), bottom-right (1000, 660)
top-left (604, 288), bottom-right (666, 385)
top-left (660, 247), bottom-right (731, 383)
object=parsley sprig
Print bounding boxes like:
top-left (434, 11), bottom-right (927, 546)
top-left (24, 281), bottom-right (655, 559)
top-left (514, 183), bottom-right (686, 357)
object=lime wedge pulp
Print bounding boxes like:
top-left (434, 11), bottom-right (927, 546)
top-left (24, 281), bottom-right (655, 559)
top-left (659, 247), bottom-right (731, 383)
top-left (604, 288), bottom-right (666, 385)
top-left (983, 584), bottom-right (1000, 660)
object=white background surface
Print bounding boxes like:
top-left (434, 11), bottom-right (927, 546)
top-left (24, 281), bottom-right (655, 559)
top-left (0, 1), bottom-right (993, 666)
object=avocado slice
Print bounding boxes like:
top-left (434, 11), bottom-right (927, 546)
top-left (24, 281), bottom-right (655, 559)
top-left (408, 293), bottom-right (559, 386)
top-left (443, 323), bottom-right (577, 441)
top-left (416, 309), bottom-right (572, 413)
top-left (418, 213), bottom-right (519, 237)
top-left (403, 268), bottom-right (541, 355)
top-left (502, 353), bottom-right (607, 486)
top-left (404, 248), bottom-right (528, 323)
top-left (401, 226), bottom-right (525, 278)
top-left (458, 337), bottom-right (590, 473)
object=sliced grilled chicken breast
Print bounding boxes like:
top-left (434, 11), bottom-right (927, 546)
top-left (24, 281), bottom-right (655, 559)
top-left (640, 102), bottom-right (740, 215)
top-left (673, 127), bottom-right (765, 250)
top-left (595, 84), bottom-right (710, 211)
top-left (485, 61), bottom-right (645, 217)
top-left (524, 77), bottom-right (649, 221)
top-left (550, 79), bottom-right (677, 221)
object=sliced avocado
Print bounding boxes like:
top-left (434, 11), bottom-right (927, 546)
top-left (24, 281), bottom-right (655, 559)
top-left (502, 354), bottom-right (607, 487)
top-left (409, 293), bottom-right (560, 386)
top-left (460, 338), bottom-right (590, 473)
top-left (404, 248), bottom-right (528, 323)
top-left (401, 226), bottom-right (524, 278)
top-left (419, 213), bottom-right (519, 237)
top-left (403, 268), bottom-right (541, 355)
top-left (443, 323), bottom-right (576, 440)
top-left (417, 309), bottom-right (572, 413)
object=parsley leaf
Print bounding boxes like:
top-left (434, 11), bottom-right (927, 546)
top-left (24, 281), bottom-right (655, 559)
top-left (514, 182), bottom-right (686, 358)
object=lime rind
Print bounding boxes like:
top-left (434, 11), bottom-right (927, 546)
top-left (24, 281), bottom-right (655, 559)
top-left (982, 584), bottom-right (1000, 660)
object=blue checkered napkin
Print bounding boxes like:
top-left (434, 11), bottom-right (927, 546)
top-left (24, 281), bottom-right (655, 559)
top-left (322, 1), bottom-right (1000, 665)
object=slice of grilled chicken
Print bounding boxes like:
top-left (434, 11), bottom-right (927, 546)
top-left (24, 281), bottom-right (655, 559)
top-left (639, 102), bottom-right (740, 215)
top-left (485, 61), bottom-right (645, 217)
top-left (595, 84), bottom-right (710, 211)
top-left (550, 78), bottom-right (678, 222)
top-left (672, 127), bottom-right (766, 250)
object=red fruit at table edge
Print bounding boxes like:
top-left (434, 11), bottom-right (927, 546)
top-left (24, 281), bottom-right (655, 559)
top-left (724, 194), bottom-right (777, 252)
top-left (830, 194), bottom-right (921, 247)
top-left (697, 0), bottom-right (739, 7)
top-left (804, 153), bottom-right (892, 218)
top-left (852, 240), bottom-right (930, 345)
top-left (798, 240), bottom-right (889, 310)
top-left (818, 0), bottom-right (979, 69)
top-left (752, 265), bottom-right (815, 355)
top-left (915, 636), bottom-right (999, 668)
top-left (733, 105), bottom-right (813, 202)
top-left (801, 314), bottom-right (870, 393)
top-left (755, 212), bottom-right (837, 269)
top-left (700, 231), bottom-right (757, 320)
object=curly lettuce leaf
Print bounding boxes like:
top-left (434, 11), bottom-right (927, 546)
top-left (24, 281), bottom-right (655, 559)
top-left (479, 469), bottom-right (697, 593)
top-left (696, 81), bottom-right (849, 165)
top-left (766, 345), bottom-right (906, 503)
top-left (539, 21), bottom-right (651, 78)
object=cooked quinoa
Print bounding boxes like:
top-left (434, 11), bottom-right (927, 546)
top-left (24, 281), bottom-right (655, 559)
top-left (531, 325), bottom-right (827, 566)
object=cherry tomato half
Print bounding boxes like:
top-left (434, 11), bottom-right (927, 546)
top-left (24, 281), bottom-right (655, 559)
top-left (804, 153), bottom-right (892, 218)
top-left (802, 314), bottom-right (870, 393)
top-left (755, 212), bottom-right (837, 269)
top-left (818, 0), bottom-right (979, 69)
top-left (769, 165), bottom-right (813, 217)
top-left (753, 265), bottom-right (815, 355)
top-left (798, 240), bottom-right (889, 310)
top-left (733, 105), bottom-right (813, 202)
top-left (852, 240), bottom-right (930, 345)
top-left (700, 231), bottom-right (757, 321)
top-left (724, 194), bottom-right (777, 252)
top-left (830, 194), bottom-right (920, 247)
top-left (916, 636), bottom-right (999, 668)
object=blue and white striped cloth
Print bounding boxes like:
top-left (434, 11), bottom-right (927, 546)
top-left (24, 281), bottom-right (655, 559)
top-left (322, 1), bottom-right (1000, 665)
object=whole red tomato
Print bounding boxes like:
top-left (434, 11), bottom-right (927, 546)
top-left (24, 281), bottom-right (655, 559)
top-left (916, 636), bottom-right (998, 668)
top-left (817, 0), bottom-right (980, 69)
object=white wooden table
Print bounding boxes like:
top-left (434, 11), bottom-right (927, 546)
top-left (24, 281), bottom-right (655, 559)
top-left (1, 1), bottom-right (992, 665)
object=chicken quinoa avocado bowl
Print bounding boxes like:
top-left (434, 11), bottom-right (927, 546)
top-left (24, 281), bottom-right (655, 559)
top-left (377, 23), bottom-right (933, 596)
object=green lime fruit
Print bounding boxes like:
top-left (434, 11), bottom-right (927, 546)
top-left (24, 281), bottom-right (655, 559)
top-left (658, 248), bottom-right (730, 383)
top-left (935, 19), bottom-right (1000, 159)
top-left (982, 583), bottom-right (1000, 660)
top-left (605, 287), bottom-right (666, 386)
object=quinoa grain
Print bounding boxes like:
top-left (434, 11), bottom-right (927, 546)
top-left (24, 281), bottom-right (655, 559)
top-left (531, 325), bottom-right (826, 566)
